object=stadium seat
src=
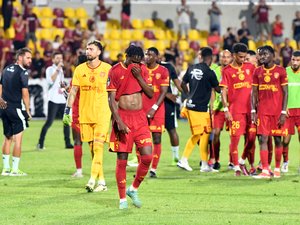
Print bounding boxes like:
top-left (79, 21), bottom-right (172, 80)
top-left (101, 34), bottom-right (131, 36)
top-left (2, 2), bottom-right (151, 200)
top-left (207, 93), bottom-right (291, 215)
top-left (188, 29), bottom-right (200, 41)
top-left (109, 40), bottom-right (121, 51)
top-left (154, 19), bottom-right (165, 29)
top-left (289, 39), bottom-right (297, 50)
top-left (53, 8), bottom-right (64, 18)
top-left (199, 30), bottom-right (209, 39)
top-left (52, 29), bottom-right (64, 39)
top-left (199, 38), bottom-right (208, 47)
top-left (183, 52), bottom-right (192, 62)
top-left (107, 19), bottom-right (121, 29)
top-left (131, 30), bottom-right (143, 41)
top-left (40, 28), bottom-right (53, 40)
top-left (64, 18), bottom-right (74, 29)
top-left (144, 30), bottom-right (156, 40)
top-left (53, 18), bottom-right (64, 28)
top-left (155, 40), bottom-right (166, 53)
top-left (64, 7), bottom-right (75, 18)
top-left (109, 29), bottom-right (121, 40)
top-left (64, 29), bottom-right (74, 39)
top-left (165, 30), bottom-right (177, 41)
top-left (121, 40), bottom-right (131, 49)
top-left (248, 40), bottom-right (256, 51)
top-left (109, 50), bottom-right (121, 61)
top-left (13, 0), bottom-right (22, 14)
top-left (4, 27), bottom-right (15, 39)
top-left (178, 40), bottom-right (189, 51)
top-left (79, 19), bottom-right (88, 29)
top-left (143, 19), bottom-right (154, 29)
top-left (32, 7), bottom-right (40, 17)
top-left (189, 41), bottom-right (200, 51)
top-left (76, 7), bottom-right (88, 19)
top-left (131, 19), bottom-right (142, 29)
top-left (121, 29), bottom-right (131, 40)
top-left (40, 18), bottom-right (53, 29)
top-left (144, 40), bottom-right (155, 49)
top-left (154, 29), bottom-right (166, 40)
top-left (40, 7), bottom-right (53, 18)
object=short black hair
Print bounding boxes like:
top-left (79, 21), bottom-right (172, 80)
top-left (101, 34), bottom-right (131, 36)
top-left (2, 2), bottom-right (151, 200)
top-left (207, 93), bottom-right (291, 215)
top-left (16, 47), bottom-right (32, 59)
top-left (232, 43), bottom-right (248, 54)
top-left (125, 45), bottom-right (144, 59)
top-left (87, 40), bottom-right (103, 51)
top-left (200, 47), bottom-right (213, 58)
top-left (293, 50), bottom-right (300, 57)
top-left (260, 45), bottom-right (275, 56)
top-left (247, 50), bottom-right (256, 56)
top-left (52, 51), bottom-right (63, 58)
top-left (147, 47), bottom-right (159, 56)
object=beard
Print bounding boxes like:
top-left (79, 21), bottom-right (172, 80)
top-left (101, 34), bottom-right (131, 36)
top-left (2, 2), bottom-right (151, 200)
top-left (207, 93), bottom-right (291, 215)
top-left (87, 55), bottom-right (97, 61)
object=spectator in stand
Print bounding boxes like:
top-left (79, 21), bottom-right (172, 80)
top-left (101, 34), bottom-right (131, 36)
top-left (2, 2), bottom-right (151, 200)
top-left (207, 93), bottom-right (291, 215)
top-left (2, 0), bottom-right (14, 31)
top-left (253, 0), bottom-right (271, 41)
top-left (52, 35), bottom-right (62, 50)
top-left (176, 0), bottom-right (191, 40)
top-left (31, 51), bottom-right (45, 79)
top-left (280, 38), bottom-right (293, 68)
top-left (23, 4), bottom-right (39, 51)
top-left (121, 0), bottom-right (131, 29)
top-left (22, 0), bottom-right (33, 16)
top-left (292, 11), bottom-right (300, 48)
top-left (208, 1), bottom-right (222, 35)
top-left (272, 14), bottom-right (284, 53)
top-left (164, 41), bottom-right (179, 65)
top-left (43, 42), bottom-right (54, 68)
top-left (223, 27), bottom-right (237, 52)
top-left (59, 37), bottom-right (72, 54)
top-left (237, 21), bottom-right (253, 47)
top-left (94, 0), bottom-right (112, 34)
top-left (86, 20), bottom-right (99, 43)
top-left (72, 20), bottom-right (84, 54)
top-left (207, 29), bottom-right (221, 56)
top-left (13, 14), bottom-right (26, 50)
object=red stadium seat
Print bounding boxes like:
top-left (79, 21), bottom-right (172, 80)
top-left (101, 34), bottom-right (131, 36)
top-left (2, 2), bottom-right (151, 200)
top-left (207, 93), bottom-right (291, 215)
top-left (53, 18), bottom-right (64, 28)
top-left (189, 41), bottom-right (200, 51)
top-left (64, 29), bottom-right (73, 39)
top-left (53, 8), bottom-right (64, 18)
top-left (144, 30), bottom-right (155, 40)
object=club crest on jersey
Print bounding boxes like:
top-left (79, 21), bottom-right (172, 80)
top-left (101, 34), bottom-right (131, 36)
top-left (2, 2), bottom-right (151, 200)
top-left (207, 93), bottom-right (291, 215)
top-left (264, 76), bottom-right (271, 83)
top-left (191, 69), bottom-right (203, 80)
top-left (89, 76), bottom-right (95, 83)
top-left (274, 72), bottom-right (279, 79)
top-left (155, 73), bottom-right (161, 79)
top-left (239, 74), bottom-right (245, 81)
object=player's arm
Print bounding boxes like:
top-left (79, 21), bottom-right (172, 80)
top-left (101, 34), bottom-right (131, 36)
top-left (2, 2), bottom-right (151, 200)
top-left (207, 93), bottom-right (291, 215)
top-left (251, 85), bottom-right (258, 124)
top-left (173, 78), bottom-right (183, 93)
top-left (131, 66), bottom-right (153, 98)
top-left (221, 86), bottom-right (232, 121)
top-left (181, 80), bottom-right (189, 95)
top-left (108, 91), bottom-right (130, 134)
top-left (0, 83), bottom-right (7, 109)
top-left (22, 87), bottom-right (31, 120)
top-left (210, 91), bottom-right (215, 114)
top-left (279, 85), bottom-right (288, 126)
top-left (63, 86), bottom-right (79, 125)
top-left (147, 85), bottom-right (168, 119)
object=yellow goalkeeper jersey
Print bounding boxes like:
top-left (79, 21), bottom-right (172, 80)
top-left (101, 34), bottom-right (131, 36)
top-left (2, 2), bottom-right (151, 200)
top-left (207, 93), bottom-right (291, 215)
top-left (72, 61), bottom-right (112, 124)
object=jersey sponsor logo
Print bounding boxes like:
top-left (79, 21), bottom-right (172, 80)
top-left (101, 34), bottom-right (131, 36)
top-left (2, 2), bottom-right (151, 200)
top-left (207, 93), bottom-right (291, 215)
top-left (190, 68), bottom-right (203, 80)
top-left (186, 99), bottom-right (195, 108)
top-left (233, 82), bottom-right (251, 89)
top-left (139, 138), bottom-right (152, 144)
top-left (6, 66), bottom-right (14, 72)
top-left (24, 71), bottom-right (29, 76)
top-left (258, 84), bottom-right (278, 92)
top-left (81, 86), bottom-right (104, 92)
top-left (89, 76), bottom-right (95, 83)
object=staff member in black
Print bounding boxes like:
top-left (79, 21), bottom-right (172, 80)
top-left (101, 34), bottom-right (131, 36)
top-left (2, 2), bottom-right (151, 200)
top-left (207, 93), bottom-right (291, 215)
top-left (0, 47), bottom-right (32, 176)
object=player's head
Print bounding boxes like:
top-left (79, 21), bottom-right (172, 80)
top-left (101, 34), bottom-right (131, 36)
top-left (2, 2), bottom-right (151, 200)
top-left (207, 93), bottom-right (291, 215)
top-left (145, 47), bottom-right (159, 66)
top-left (52, 52), bottom-right (63, 65)
top-left (219, 49), bottom-right (232, 67)
top-left (258, 45), bottom-right (275, 66)
top-left (16, 47), bottom-right (32, 68)
top-left (125, 45), bottom-right (144, 65)
top-left (199, 47), bottom-right (213, 66)
top-left (291, 50), bottom-right (300, 71)
top-left (245, 50), bottom-right (258, 66)
top-left (232, 43), bottom-right (248, 65)
top-left (86, 40), bottom-right (103, 61)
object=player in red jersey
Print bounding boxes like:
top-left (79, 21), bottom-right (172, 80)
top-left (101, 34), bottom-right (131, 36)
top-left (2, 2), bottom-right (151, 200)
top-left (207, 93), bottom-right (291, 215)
top-left (220, 43), bottom-right (256, 176)
top-left (251, 45), bottom-right (288, 179)
top-left (143, 47), bottom-right (169, 178)
top-left (107, 45), bottom-right (154, 209)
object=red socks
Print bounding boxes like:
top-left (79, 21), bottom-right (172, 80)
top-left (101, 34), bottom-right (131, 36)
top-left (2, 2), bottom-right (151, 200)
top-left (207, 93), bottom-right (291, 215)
top-left (74, 145), bottom-right (82, 169)
top-left (213, 140), bottom-right (220, 162)
top-left (133, 154), bottom-right (152, 189)
top-left (282, 146), bottom-right (289, 162)
top-left (275, 146), bottom-right (283, 168)
top-left (267, 137), bottom-right (273, 165)
top-left (151, 144), bottom-right (161, 170)
top-left (230, 136), bottom-right (240, 166)
top-left (116, 159), bottom-right (127, 199)
top-left (260, 150), bottom-right (269, 170)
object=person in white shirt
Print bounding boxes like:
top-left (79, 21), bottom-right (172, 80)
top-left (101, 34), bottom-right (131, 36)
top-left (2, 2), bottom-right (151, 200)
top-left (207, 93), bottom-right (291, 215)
top-left (177, 0), bottom-right (191, 40)
top-left (37, 52), bottom-right (73, 150)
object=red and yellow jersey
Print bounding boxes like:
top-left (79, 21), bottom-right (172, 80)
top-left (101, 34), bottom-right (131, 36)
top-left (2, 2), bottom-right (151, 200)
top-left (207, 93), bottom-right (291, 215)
top-left (72, 61), bottom-right (111, 123)
top-left (143, 64), bottom-right (169, 116)
top-left (253, 65), bottom-right (288, 116)
top-left (70, 80), bottom-right (80, 124)
top-left (220, 62), bottom-right (255, 114)
top-left (107, 62), bottom-right (151, 101)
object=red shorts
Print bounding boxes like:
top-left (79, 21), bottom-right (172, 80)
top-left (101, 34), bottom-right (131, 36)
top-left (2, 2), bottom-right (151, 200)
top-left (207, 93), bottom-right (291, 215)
top-left (229, 113), bottom-right (252, 136)
top-left (109, 109), bottom-right (152, 153)
top-left (257, 114), bottom-right (288, 136)
top-left (213, 111), bottom-right (229, 130)
top-left (286, 116), bottom-right (300, 135)
top-left (71, 122), bottom-right (80, 133)
top-left (149, 116), bottom-right (165, 132)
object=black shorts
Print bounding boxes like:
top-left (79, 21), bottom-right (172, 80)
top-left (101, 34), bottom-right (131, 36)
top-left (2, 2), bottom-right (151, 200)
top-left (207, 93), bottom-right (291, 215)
top-left (1, 107), bottom-right (29, 138)
top-left (164, 100), bottom-right (177, 131)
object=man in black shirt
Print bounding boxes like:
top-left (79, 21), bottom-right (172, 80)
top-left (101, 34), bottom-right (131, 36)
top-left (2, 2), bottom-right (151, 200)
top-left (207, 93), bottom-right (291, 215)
top-left (177, 47), bottom-right (220, 172)
top-left (0, 47), bottom-right (32, 176)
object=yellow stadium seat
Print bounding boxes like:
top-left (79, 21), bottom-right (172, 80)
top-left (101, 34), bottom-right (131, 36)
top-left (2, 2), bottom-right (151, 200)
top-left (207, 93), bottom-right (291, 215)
top-left (107, 19), bottom-right (120, 29)
top-left (4, 27), bottom-right (15, 39)
top-left (199, 30), bottom-right (209, 39)
top-left (248, 40), bottom-right (256, 51)
top-left (109, 40), bottom-right (121, 51)
top-left (76, 7), bottom-right (88, 19)
top-left (79, 19), bottom-right (87, 29)
top-left (143, 19), bottom-right (154, 29)
top-left (154, 19), bottom-right (165, 29)
top-left (13, 0), bottom-right (22, 14)
top-left (265, 40), bottom-right (274, 48)
top-left (40, 18), bottom-right (53, 29)
top-left (52, 29), bottom-right (64, 39)
top-left (64, 8), bottom-right (75, 18)
top-left (179, 40), bottom-right (189, 51)
top-left (183, 52), bottom-right (192, 62)
top-left (131, 30), bottom-right (143, 41)
top-left (155, 40), bottom-right (166, 53)
top-left (121, 29), bottom-right (131, 40)
top-left (109, 29), bottom-right (121, 40)
top-left (131, 19), bottom-right (142, 29)
top-left (289, 39), bottom-right (297, 50)
top-left (40, 28), bottom-right (53, 40)
top-left (64, 18), bottom-right (74, 29)
top-left (121, 40), bottom-right (131, 49)
top-left (182, 61), bottom-right (188, 71)
top-left (40, 7), bottom-right (53, 18)
top-left (165, 30), bottom-right (177, 41)
top-left (144, 40), bottom-right (155, 49)
top-left (199, 38), bottom-right (208, 47)
top-left (154, 29), bottom-right (166, 40)
top-left (109, 50), bottom-right (121, 61)
top-left (32, 7), bottom-right (40, 17)
top-left (188, 29), bottom-right (200, 41)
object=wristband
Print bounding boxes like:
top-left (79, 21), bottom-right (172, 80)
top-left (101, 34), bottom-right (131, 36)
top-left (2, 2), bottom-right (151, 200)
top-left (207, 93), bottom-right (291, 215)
top-left (251, 109), bottom-right (256, 113)
top-left (64, 106), bottom-right (71, 115)
top-left (223, 107), bottom-right (229, 112)
top-left (281, 110), bottom-right (287, 115)
top-left (152, 104), bottom-right (159, 111)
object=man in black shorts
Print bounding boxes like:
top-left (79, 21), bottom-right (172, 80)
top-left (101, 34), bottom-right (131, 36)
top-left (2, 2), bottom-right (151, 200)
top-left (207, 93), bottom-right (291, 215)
top-left (0, 47), bottom-right (32, 176)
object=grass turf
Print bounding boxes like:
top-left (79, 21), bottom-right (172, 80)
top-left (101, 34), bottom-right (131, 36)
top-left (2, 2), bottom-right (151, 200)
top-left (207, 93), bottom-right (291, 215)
top-left (0, 120), bottom-right (299, 225)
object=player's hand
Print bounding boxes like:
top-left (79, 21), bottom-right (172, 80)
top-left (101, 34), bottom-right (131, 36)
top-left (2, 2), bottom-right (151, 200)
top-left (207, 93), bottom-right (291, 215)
top-left (251, 112), bottom-right (258, 125)
top-left (224, 111), bottom-right (233, 121)
top-left (117, 120), bottom-right (131, 134)
top-left (146, 108), bottom-right (156, 119)
top-left (63, 114), bottom-right (72, 126)
top-left (0, 98), bottom-right (7, 109)
top-left (278, 114), bottom-right (286, 127)
top-left (131, 65), bottom-right (142, 79)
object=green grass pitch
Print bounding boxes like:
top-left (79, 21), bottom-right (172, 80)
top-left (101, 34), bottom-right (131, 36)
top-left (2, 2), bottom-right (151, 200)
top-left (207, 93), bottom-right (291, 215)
top-left (0, 120), bottom-right (299, 225)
